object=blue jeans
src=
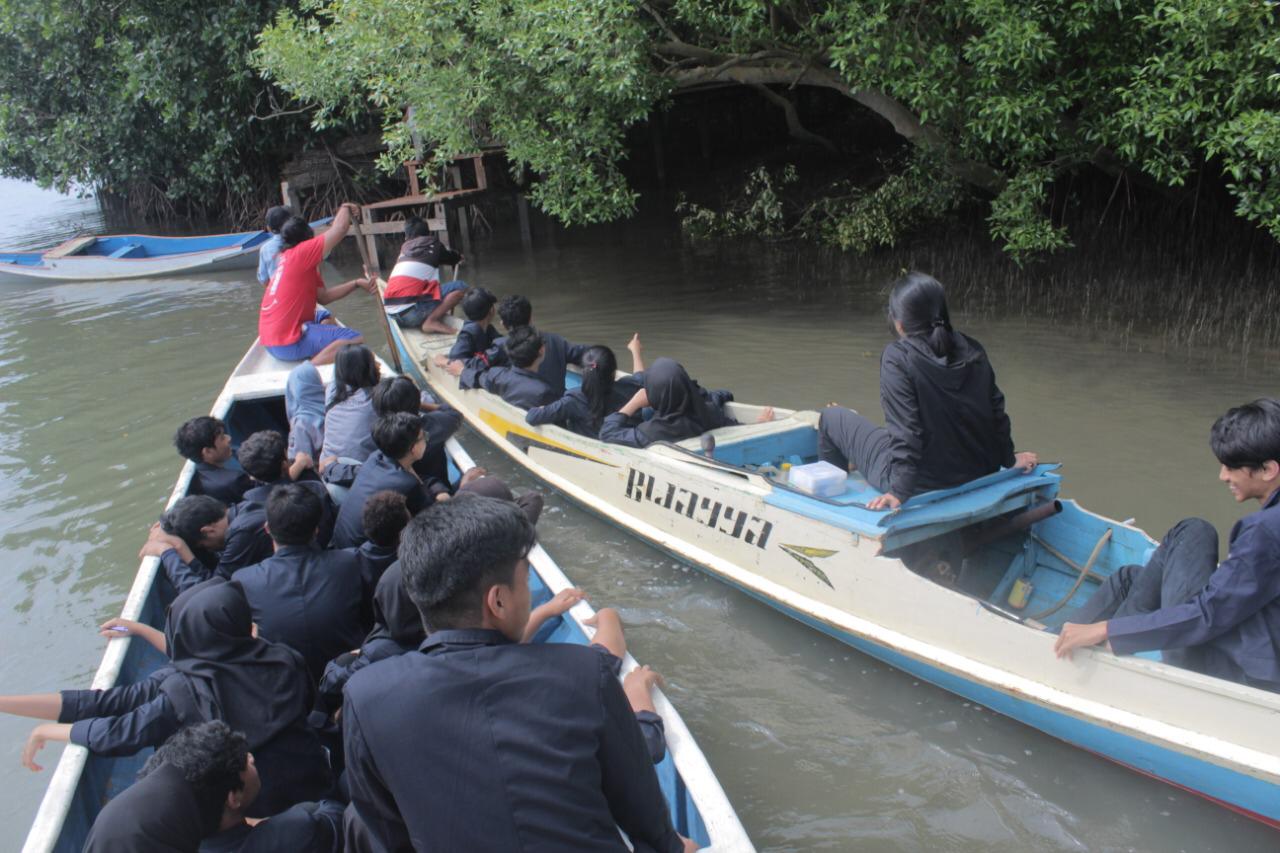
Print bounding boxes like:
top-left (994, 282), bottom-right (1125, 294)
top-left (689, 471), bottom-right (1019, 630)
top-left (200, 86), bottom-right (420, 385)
top-left (388, 280), bottom-right (467, 328)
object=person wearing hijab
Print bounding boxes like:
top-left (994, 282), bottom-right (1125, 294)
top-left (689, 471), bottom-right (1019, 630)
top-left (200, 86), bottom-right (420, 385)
top-left (817, 272), bottom-right (1039, 510)
top-left (284, 361), bottom-right (326, 462)
top-left (599, 357), bottom-right (738, 448)
top-left (2, 580), bottom-right (330, 818)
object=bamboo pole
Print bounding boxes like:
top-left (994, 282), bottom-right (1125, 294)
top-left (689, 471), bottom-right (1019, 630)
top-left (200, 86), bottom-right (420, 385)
top-left (349, 215), bottom-right (404, 374)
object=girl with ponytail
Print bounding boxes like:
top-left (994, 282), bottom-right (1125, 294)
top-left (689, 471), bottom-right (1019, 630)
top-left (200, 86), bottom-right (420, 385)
top-left (819, 272), bottom-right (1038, 510)
top-left (526, 343), bottom-right (641, 437)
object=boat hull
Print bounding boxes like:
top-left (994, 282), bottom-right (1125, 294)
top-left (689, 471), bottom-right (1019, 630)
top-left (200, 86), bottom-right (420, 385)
top-left (24, 342), bottom-right (750, 852)
top-left (386, 318), bottom-right (1280, 829)
top-left (0, 246), bottom-right (259, 283)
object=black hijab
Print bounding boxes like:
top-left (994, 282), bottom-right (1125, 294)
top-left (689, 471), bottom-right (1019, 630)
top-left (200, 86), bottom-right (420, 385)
top-left (158, 580), bottom-right (311, 749)
top-left (637, 358), bottom-right (724, 444)
top-left (82, 762), bottom-right (217, 852)
top-left (365, 563), bottom-right (426, 649)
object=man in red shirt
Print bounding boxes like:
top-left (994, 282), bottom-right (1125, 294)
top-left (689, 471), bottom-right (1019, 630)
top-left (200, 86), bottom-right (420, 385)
top-left (259, 202), bottom-right (376, 365)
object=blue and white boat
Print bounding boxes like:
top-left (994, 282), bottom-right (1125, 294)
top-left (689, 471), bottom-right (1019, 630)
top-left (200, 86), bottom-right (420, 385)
top-left (383, 305), bottom-right (1280, 832)
top-left (22, 341), bottom-right (751, 852)
top-left (0, 230), bottom-right (272, 283)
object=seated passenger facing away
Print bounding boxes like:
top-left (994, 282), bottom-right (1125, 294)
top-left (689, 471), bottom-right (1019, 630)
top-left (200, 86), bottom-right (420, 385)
top-left (320, 344), bottom-right (381, 469)
top-left (446, 286), bottom-right (501, 362)
top-left (175, 416), bottom-right (251, 505)
top-left (259, 202), bottom-right (376, 366)
top-left (818, 272), bottom-right (1038, 510)
top-left (330, 413), bottom-right (454, 549)
top-left (341, 494), bottom-right (693, 853)
top-left (600, 357), bottom-right (738, 449)
top-left (317, 481), bottom-right (544, 723)
top-left (447, 326), bottom-right (559, 410)
top-left (256, 204), bottom-right (294, 286)
top-left (489, 294), bottom-right (589, 396)
top-left (3, 580), bottom-right (331, 818)
top-left (370, 375), bottom-right (462, 488)
top-left (285, 361), bottom-right (326, 462)
top-left (236, 429), bottom-right (336, 551)
top-left (140, 495), bottom-right (235, 592)
top-left (526, 339), bottom-right (644, 437)
top-left (233, 485), bottom-right (365, 682)
top-left (1055, 399), bottom-right (1280, 693)
top-left (85, 721), bottom-right (343, 853)
top-left (383, 218), bottom-right (466, 335)
top-left (346, 490), bottom-right (411, 600)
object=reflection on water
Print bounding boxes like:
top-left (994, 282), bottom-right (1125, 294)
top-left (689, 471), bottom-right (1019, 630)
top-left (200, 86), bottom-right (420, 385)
top-left (0, 184), bottom-right (1274, 850)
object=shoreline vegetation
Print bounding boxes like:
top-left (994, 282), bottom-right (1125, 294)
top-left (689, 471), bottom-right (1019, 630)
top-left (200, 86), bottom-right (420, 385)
top-left (1, 1), bottom-right (1277, 362)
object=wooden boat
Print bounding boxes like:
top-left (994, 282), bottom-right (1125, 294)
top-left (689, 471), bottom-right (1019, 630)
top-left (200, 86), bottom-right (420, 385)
top-left (23, 341), bottom-right (751, 852)
top-left (384, 309), bottom-right (1280, 830)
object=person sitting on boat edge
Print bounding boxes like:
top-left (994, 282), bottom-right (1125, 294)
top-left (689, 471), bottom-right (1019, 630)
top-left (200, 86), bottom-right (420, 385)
top-left (341, 493), bottom-right (696, 853)
top-left (817, 272), bottom-right (1038, 510)
top-left (175, 415), bottom-right (251, 505)
top-left (445, 325), bottom-right (560, 410)
top-left (446, 285), bottom-right (502, 362)
top-left (1055, 399), bottom-right (1280, 693)
top-left (599, 357), bottom-right (742, 449)
top-left (259, 202), bottom-right (376, 366)
top-left (487, 293), bottom-right (590, 396)
top-left (2, 580), bottom-right (332, 817)
top-left (255, 204), bottom-right (293, 287)
top-left (370, 374), bottom-right (461, 488)
top-left (232, 484), bottom-right (366, 680)
top-left (142, 498), bottom-right (269, 592)
top-left (84, 721), bottom-right (344, 853)
top-left (384, 217), bottom-right (467, 335)
top-left (526, 337), bottom-right (644, 437)
top-left (330, 413), bottom-right (456, 550)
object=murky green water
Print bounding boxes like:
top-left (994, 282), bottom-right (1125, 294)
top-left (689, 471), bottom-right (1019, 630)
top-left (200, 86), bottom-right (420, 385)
top-left (0, 177), bottom-right (1274, 851)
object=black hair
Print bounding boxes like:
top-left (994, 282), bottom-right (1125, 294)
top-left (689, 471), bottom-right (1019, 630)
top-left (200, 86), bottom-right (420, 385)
top-left (1210, 399), bottom-right (1280, 470)
top-left (580, 345), bottom-right (618, 425)
top-left (264, 206), bottom-right (293, 234)
top-left (161, 496), bottom-right (228, 548)
top-left (403, 216), bottom-right (431, 240)
top-left (174, 416), bottom-right (224, 463)
top-left (373, 412), bottom-right (425, 459)
top-left (887, 271), bottom-right (955, 360)
top-left (141, 720), bottom-right (248, 805)
top-left (504, 325), bottom-right (543, 368)
top-left (237, 431), bottom-right (287, 483)
top-left (461, 286), bottom-right (497, 322)
top-left (363, 490), bottom-right (411, 547)
top-left (399, 493), bottom-right (537, 630)
top-left (371, 376), bottom-right (421, 417)
top-left (280, 216), bottom-right (314, 249)
top-left (328, 345), bottom-right (380, 412)
top-left (497, 294), bottom-right (532, 330)
top-left (265, 483), bottom-right (323, 546)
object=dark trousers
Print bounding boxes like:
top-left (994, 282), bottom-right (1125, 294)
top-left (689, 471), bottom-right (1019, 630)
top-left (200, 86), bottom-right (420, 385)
top-left (1069, 517), bottom-right (1219, 669)
top-left (818, 406), bottom-right (893, 493)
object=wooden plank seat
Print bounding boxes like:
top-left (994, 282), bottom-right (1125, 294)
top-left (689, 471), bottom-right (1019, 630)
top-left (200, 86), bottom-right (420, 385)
top-left (45, 236), bottom-right (97, 258)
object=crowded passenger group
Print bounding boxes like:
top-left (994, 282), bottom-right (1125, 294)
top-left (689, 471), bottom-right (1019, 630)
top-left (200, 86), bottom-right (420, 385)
top-left (3, 202), bottom-right (1278, 852)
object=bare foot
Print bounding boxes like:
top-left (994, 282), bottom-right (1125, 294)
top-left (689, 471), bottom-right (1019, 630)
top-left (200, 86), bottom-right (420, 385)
top-left (420, 319), bottom-right (455, 334)
top-left (755, 406), bottom-right (775, 423)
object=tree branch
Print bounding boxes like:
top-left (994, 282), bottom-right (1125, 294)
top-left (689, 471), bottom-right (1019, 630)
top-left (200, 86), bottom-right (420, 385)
top-left (750, 83), bottom-right (836, 152)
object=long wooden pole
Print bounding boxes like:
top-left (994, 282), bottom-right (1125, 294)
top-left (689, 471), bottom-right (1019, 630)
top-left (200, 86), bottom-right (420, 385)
top-left (349, 214), bottom-right (404, 373)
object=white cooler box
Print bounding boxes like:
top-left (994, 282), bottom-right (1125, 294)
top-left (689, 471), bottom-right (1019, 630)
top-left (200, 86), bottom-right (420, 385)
top-left (788, 461), bottom-right (847, 497)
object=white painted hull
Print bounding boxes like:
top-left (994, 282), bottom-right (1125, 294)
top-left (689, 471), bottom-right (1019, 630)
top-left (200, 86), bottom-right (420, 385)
top-left (0, 246), bottom-right (257, 284)
top-left (386, 315), bottom-right (1280, 828)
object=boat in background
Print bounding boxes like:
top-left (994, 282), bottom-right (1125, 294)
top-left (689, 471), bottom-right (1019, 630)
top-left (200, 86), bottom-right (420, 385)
top-left (384, 301), bottom-right (1280, 830)
top-left (23, 340), bottom-right (750, 852)
top-left (0, 217), bottom-right (332, 284)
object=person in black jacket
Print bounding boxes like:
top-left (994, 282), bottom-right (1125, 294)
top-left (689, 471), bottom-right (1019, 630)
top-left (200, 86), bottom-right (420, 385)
top-left (175, 416), bottom-right (251, 505)
top-left (818, 272), bottom-right (1038, 510)
top-left (450, 326), bottom-right (559, 410)
top-left (447, 286), bottom-right (501, 362)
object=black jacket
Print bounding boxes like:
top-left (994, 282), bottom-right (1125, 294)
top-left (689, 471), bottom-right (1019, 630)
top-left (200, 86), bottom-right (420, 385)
top-left (880, 333), bottom-right (1015, 499)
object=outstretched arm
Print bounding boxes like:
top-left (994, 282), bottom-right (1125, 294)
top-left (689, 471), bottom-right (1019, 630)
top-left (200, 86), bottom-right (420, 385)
top-left (583, 607), bottom-right (626, 659)
top-left (522, 588), bottom-right (586, 642)
top-left (322, 203), bottom-right (358, 257)
top-left (0, 694), bottom-right (63, 721)
top-left (100, 618), bottom-right (167, 655)
top-left (21, 723), bottom-right (71, 772)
